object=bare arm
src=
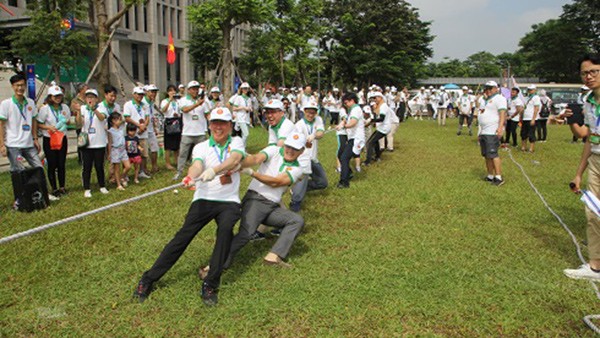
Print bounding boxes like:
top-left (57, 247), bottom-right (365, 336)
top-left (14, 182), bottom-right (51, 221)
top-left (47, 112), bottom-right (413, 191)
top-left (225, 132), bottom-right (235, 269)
top-left (573, 129), bottom-right (593, 191)
top-left (249, 171), bottom-right (292, 188)
top-left (211, 151), bottom-right (243, 174)
top-left (241, 152), bottom-right (268, 168)
top-left (181, 99), bottom-right (204, 113)
top-left (0, 120), bottom-right (6, 156)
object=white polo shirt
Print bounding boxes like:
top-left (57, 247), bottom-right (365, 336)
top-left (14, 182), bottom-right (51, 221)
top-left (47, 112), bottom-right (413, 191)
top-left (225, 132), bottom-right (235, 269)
top-left (191, 136), bottom-right (245, 203)
top-left (337, 108), bottom-right (348, 136)
top-left (458, 94), bottom-right (472, 115)
top-left (299, 94), bottom-right (313, 111)
top-left (478, 94), bottom-right (507, 136)
top-left (230, 94), bottom-right (251, 124)
top-left (160, 98), bottom-right (179, 119)
top-left (523, 94), bottom-right (541, 121)
top-left (508, 97), bottom-right (524, 122)
top-left (80, 104), bottom-right (109, 148)
top-left (97, 100), bottom-right (123, 133)
top-left (295, 116), bottom-right (325, 161)
top-left (143, 97), bottom-right (158, 134)
top-left (37, 103), bottom-right (71, 137)
top-left (375, 102), bottom-right (393, 135)
top-left (179, 95), bottom-right (208, 136)
top-left (583, 93), bottom-right (600, 154)
top-left (248, 146), bottom-right (303, 203)
top-left (0, 96), bottom-right (37, 148)
top-left (346, 104), bottom-right (365, 141)
top-left (268, 117), bottom-right (296, 145)
top-left (123, 99), bottom-right (149, 138)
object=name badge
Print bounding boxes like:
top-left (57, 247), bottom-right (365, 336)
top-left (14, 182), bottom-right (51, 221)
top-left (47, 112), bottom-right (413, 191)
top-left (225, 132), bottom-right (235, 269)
top-left (88, 128), bottom-right (96, 134)
top-left (192, 115), bottom-right (199, 120)
top-left (22, 124), bottom-right (31, 131)
top-left (591, 133), bottom-right (600, 145)
top-left (219, 174), bottom-right (232, 185)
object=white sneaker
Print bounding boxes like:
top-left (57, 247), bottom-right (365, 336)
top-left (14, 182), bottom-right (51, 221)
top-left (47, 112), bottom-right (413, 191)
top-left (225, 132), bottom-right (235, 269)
top-left (139, 172), bottom-right (151, 179)
top-left (172, 173), bottom-right (181, 181)
top-left (99, 187), bottom-right (109, 194)
top-left (84, 190), bottom-right (92, 198)
top-left (48, 194), bottom-right (60, 201)
top-left (355, 166), bottom-right (362, 173)
top-left (563, 264), bottom-right (600, 280)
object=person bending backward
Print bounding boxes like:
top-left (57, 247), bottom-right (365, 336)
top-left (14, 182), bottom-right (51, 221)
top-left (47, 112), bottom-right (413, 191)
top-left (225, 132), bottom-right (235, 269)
top-left (223, 131), bottom-right (306, 269)
top-left (290, 100), bottom-right (328, 212)
top-left (123, 86), bottom-right (151, 178)
top-left (478, 81), bottom-right (507, 186)
top-left (565, 53), bottom-right (600, 281)
top-left (520, 85), bottom-right (541, 153)
top-left (134, 107), bottom-right (245, 306)
top-left (174, 81), bottom-right (208, 180)
top-left (364, 91), bottom-right (391, 166)
top-left (77, 89), bottom-right (110, 198)
top-left (504, 88), bottom-right (524, 148)
top-left (380, 92), bottom-right (400, 152)
top-left (337, 92), bottom-right (365, 188)
top-left (457, 86), bottom-right (474, 136)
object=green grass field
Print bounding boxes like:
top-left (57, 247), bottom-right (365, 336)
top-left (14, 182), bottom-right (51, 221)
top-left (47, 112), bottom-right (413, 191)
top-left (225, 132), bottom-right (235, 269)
top-left (1, 119), bottom-right (598, 336)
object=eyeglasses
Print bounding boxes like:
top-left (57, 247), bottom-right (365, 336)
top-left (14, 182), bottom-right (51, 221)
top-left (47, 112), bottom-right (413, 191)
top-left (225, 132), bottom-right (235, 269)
top-left (580, 69), bottom-right (600, 78)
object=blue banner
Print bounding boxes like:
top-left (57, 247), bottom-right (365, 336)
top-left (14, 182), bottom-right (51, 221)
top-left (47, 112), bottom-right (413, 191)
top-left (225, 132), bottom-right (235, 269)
top-left (26, 64), bottom-right (35, 100)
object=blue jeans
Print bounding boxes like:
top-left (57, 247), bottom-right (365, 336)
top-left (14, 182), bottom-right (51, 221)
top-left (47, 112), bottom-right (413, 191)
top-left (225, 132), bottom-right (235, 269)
top-left (291, 161), bottom-right (328, 206)
top-left (7, 146), bottom-right (43, 172)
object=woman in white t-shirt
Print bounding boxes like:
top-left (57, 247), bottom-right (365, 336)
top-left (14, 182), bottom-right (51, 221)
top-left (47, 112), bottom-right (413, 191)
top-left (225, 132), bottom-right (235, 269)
top-left (160, 85), bottom-right (181, 170)
top-left (37, 86), bottom-right (71, 196)
top-left (76, 89), bottom-right (109, 198)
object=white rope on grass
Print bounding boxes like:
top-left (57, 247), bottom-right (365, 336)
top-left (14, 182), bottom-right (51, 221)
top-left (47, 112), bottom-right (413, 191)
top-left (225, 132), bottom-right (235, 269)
top-left (507, 149), bottom-right (600, 334)
top-left (0, 182), bottom-right (183, 245)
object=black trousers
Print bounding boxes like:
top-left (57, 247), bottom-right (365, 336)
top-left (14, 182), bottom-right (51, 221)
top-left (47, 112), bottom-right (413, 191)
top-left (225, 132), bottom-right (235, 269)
top-left (339, 139), bottom-right (356, 186)
top-left (42, 136), bottom-right (67, 191)
top-left (81, 147), bottom-right (106, 190)
top-left (504, 120), bottom-right (519, 146)
top-left (521, 121), bottom-right (536, 143)
top-left (142, 199), bottom-right (241, 289)
top-left (330, 112), bottom-right (339, 125)
top-left (536, 119), bottom-right (548, 141)
top-left (337, 134), bottom-right (348, 160)
top-left (365, 131), bottom-right (386, 164)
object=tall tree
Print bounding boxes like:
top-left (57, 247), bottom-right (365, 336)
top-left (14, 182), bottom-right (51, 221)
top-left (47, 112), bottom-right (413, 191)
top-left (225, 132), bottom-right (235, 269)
top-left (561, 0), bottom-right (600, 54)
top-left (464, 51), bottom-right (500, 78)
top-left (188, 0), bottom-right (274, 99)
top-left (9, 1), bottom-right (91, 83)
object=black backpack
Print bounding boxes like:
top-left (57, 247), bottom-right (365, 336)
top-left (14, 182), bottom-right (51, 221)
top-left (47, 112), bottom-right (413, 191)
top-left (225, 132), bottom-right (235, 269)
top-left (11, 167), bottom-right (50, 212)
top-left (540, 100), bottom-right (551, 118)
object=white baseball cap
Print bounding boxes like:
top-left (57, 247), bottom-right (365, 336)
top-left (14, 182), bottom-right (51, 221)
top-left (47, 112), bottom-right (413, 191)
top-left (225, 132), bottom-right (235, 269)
top-left (48, 86), bottom-right (63, 96)
top-left (284, 132), bottom-right (306, 150)
top-left (133, 86), bottom-right (145, 95)
top-left (353, 87), bottom-right (358, 91)
top-left (367, 91), bottom-right (384, 99)
top-left (178, 84), bottom-right (184, 89)
top-left (210, 86), bottom-right (221, 93)
top-left (209, 107), bottom-right (232, 121)
top-left (85, 89), bottom-right (99, 97)
top-left (145, 84), bottom-right (159, 91)
top-left (240, 82), bottom-right (250, 89)
top-left (484, 81), bottom-right (499, 88)
top-left (265, 88), bottom-right (272, 93)
top-left (362, 106), bottom-right (372, 113)
top-left (333, 88), bottom-right (339, 92)
top-left (440, 86), bottom-right (445, 90)
top-left (264, 99), bottom-right (284, 110)
top-left (187, 81), bottom-right (200, 89)
top-left (420, 87), bottom-right (425, 90)
top-left (527, 84), bottom-right (537, 90)
top-left (462, 86), bottom-right (469, 90)
top-left (304, 100), bottom-right (319, 110)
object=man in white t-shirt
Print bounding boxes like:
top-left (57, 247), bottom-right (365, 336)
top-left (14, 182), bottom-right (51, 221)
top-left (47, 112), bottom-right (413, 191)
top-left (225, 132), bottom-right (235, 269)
top-left (364, 91), bottom-right (391, 165)
top-left (520, 84), bottom-right (541, 152)
top-left (504, 87), bottom-right (524, 148)
top-left (123, 86), bottom-right (151, 178)
top-left (478, 81), bottom-right (507, 186)
top-left (174, 80), bottom-right (208, 180)
top-left (134, 107), bottom-right (245, 306)
top-left (337, 92), bottom-right (365, 188)
top-left (264, 99), bottom-right (296, 146)
top-left (290, 99), bottom-right (327, 212)
top-left (296, 85), bottom-right (314, 120)
top-left (437, 86), bottom-right (449, 126)
top-left (143, 84), bottom-right (161, 174)
top-left (224, 131), bottom-right (306, 269)
top-left (229, 82), bottom-right (252, 144)
top-left (457, 86), bottom-right (474, 136)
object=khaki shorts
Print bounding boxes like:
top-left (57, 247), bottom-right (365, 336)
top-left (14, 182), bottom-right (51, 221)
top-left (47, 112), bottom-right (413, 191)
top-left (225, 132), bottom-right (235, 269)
top-left (138, 139), bottom-right (149, 158)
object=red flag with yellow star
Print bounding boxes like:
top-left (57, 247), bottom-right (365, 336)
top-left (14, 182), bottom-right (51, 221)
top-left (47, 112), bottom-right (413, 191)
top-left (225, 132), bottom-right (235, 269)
top-left (167, 31), bottom-right (176, 65)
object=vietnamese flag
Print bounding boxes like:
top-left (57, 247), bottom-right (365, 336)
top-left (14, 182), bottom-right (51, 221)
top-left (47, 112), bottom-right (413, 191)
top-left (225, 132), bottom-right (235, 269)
top-left (167, 31), bottom-right (176, 65)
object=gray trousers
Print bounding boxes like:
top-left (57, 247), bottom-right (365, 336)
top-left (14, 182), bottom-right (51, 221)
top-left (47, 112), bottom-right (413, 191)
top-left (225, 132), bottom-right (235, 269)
top-left (7, 146), bottom-right (43, 172)
top-left (176, 135), bottom-right (206, 174)
top-left (225, 190), bottom-right (304, 268)
top-left (291, 161), bottom-right (328, 206)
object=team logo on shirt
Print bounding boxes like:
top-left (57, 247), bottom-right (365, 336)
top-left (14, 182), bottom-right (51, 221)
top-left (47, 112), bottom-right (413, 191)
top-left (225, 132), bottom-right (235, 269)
top-left (217, 109), bottom-right (223, 114)
top-left (286, 167), bottom-right (292, 171)
top-left (268, 100), bottom-right (273, 104)
top-left (293, 134), bottom-right (299, 140)
top-left (27, 106), bottom-right (32, 111)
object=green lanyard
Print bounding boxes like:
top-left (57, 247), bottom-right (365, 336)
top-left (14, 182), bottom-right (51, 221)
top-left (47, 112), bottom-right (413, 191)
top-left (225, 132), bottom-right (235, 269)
top-left (12, 96), bottom-right (27, 121)
top-left (49, 104), bottom-right (61, 121)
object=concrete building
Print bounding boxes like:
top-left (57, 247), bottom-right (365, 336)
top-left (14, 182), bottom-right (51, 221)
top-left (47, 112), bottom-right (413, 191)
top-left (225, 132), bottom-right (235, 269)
top-left (0, 0), bottom-right (249, 96)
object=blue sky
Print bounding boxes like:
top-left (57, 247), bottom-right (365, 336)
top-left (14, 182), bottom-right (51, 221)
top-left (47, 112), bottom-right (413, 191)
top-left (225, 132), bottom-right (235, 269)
top-left (409, 0), bottom-right (571, 62)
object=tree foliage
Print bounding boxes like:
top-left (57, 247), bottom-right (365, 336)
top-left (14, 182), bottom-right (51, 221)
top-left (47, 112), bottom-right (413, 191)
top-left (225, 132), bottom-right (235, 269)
top-left (561, 0), bottom-right (600, 54)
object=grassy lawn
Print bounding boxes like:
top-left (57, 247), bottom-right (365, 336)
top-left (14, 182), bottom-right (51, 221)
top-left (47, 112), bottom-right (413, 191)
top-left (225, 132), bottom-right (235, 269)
top-left (1, 118), bottom-right (598, 336)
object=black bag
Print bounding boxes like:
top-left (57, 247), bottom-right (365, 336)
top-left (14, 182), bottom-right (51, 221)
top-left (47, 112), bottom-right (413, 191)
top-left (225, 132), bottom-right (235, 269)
top-left (11, 167), bottom-right (50, 212)
top-left (540, 101), bottom-right (551, 118)
top-left (164, 117), bottom-right (182, 135)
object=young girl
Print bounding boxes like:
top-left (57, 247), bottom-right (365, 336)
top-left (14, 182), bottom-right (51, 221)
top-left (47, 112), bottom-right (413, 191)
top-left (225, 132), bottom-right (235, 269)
top-left (125, 123), bottom-right (144, 184)
top-left (107, 112), bottom-right (131, 191)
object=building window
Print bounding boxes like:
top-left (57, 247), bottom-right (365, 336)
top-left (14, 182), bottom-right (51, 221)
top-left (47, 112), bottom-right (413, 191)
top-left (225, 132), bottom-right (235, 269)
top-left (8, 0), bottom-right (17, 7)
top-left (132, 44), bottom-right (139, 80)
top-left (177, 10), bottom-right (182, 39)
top-left (143, 47), bottom-right (149, 83)
top-left (134, 5), bottom-right (139, 31)
top-left (167, 62), bottom-right (171, 83)
top-left (175, 50), bottom-right (181, 84)
top-left (125, 8), bottom-right (130, 29)
top-left (156, 4), bottom-right (161, 36)
top-left (162, 6), bottom-right (167, 36)
top-left (143, 5), bottom-right (148, 32)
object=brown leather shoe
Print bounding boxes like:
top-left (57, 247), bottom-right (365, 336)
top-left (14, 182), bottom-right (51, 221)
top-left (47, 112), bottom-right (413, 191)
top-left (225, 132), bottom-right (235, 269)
top-left (263, 258), bottom-right (292, 269)
top-left (198, 266), bottom-right (209, 280)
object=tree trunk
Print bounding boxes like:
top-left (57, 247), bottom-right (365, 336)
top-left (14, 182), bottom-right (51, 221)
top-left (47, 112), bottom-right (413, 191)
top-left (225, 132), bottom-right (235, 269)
top-left (52, 64), bottom-right (61, 84)
top-left (93, 0), bottom-right (110, 88)
top-left (279, 47), bottom-right (285, 87)
top-left (221, 22), bottom-right (233, 99)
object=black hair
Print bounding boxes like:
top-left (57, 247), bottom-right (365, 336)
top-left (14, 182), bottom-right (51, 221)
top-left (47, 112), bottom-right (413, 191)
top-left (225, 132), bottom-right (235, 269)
top-left (511, 87), bottom-right (520, 93)
top-left (166, 84), bottom-right (177, 92)
top-left (580, 53), bottom-right (600, 67)
top-left (108, 112), bottom-right (122, 128)
top-left (9, 74), bottom-right (25, 84)
top-left (342, 92), bottom-right (358, 103)
top-left (126, 123), bottom-right (138, 132)
top-left (104, 84), bottom-right (118, 94)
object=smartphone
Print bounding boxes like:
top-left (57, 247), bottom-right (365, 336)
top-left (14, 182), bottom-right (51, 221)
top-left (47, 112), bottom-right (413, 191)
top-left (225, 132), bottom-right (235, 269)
top-left (566, 103), bottom-right (583, 125)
